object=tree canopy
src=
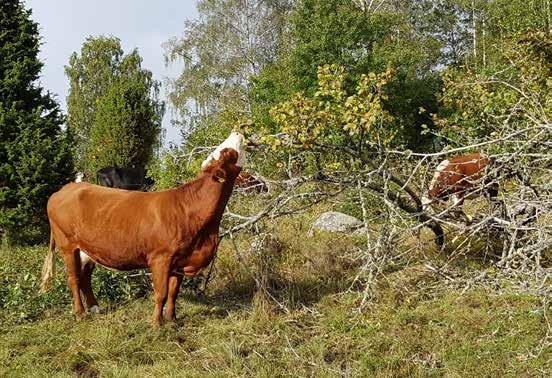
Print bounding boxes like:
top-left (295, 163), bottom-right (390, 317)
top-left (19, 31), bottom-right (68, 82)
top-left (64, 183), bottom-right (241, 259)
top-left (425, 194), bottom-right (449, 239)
top-left (66, 36), bottom-right (164, 180)
top-left (164, 0), bottom-right (293, 145)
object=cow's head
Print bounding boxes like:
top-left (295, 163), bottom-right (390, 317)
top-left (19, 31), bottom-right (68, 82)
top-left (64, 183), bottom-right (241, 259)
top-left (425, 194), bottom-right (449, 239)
top-left (201, 132), bottom-right (246, 170)
top-left (203, 147), bottom-right (242, 184)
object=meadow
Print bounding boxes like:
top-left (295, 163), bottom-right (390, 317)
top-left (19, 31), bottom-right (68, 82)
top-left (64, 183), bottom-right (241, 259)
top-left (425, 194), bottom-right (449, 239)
top-left (1, 210), bottom-right (549, 377)
top-left (2, 1), bottom-right (551, 376)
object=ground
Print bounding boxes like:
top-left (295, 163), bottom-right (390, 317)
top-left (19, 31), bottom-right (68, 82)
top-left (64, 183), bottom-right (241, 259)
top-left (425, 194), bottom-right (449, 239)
top-left (1, 214), bottom-right (550, 377)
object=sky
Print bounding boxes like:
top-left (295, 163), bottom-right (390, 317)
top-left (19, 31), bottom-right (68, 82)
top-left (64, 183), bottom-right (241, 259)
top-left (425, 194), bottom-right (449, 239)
top-left (24, 0), bottom-right (199, 146)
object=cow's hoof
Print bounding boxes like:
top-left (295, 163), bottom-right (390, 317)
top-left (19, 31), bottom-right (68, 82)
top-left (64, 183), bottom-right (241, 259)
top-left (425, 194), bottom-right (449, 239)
top-left (152, 318), bottom-right (163, 328)
top-left (163, 308), bottom-right (177, 322)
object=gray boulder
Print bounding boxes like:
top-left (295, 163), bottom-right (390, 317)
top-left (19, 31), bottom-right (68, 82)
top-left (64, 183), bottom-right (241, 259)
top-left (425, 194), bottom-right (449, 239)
top-left (353, 226), bottom-right (369, 236)
top-left (309, 211), bottom-right (363, 235)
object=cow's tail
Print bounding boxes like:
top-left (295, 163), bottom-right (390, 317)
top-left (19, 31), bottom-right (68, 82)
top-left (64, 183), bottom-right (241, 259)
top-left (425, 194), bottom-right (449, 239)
top-left (40, 231), bottom-right (56, 292)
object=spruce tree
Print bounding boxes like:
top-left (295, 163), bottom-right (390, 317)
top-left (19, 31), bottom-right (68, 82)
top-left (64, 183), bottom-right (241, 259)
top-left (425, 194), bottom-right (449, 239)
top-left (0, 0), bottom-right (73, 243)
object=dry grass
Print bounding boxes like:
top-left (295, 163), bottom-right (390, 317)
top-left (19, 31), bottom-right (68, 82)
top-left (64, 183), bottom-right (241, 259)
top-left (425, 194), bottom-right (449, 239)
top-left (1, 212), bottom-right (550, 377)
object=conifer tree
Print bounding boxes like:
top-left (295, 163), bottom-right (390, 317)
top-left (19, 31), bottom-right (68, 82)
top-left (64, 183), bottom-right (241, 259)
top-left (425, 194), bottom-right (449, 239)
top-left (0, 0), bottom-right (73, 243)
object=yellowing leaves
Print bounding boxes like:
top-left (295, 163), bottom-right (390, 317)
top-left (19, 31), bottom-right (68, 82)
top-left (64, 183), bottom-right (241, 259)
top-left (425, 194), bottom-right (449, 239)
top-left (266, 64), bottom-right (395, 151)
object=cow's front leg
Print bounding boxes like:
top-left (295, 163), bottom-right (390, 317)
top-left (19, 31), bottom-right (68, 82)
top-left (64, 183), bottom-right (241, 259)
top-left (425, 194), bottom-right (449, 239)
top-left (150, 261), bottom-right (171, 327)
top-left (164, 274), bottom-right (183, 322)
top-left (486, 185), bottom-right (505, 217)
top-left (452, 193), bottom-right (464, 208)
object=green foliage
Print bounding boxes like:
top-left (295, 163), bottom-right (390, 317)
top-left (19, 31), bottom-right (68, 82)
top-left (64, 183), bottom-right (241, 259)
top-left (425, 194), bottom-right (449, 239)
top-left (65, 36), bottom-right (123, 166)
top-left (435, 31), bottom-right (551, 147)
top-left (164, 0), bottom-right (292, 145)
top-left (251, 0), bottom-right (444, 150)
top-left (88, 69), bottom-right (163, 174)
top-left (480, 0), bottom-right (552, 66)
top-left (249, 58), bottom-right (295, 132)
top-left (395, 1), bottom-right (550, 70)
top-left (287, 0), bottom-right (381, 93)
top-left (0, 245), bottom-right (68, 323)
top-left (147, 145), bottom-right (200, 190)
top-left (0, 244), bottom-right (153, 324)
top-left (260, 64), bottom-right (394, 175)
top-left (164, 0), bottom-right (551, 159)
top-left (0, 0), bottom-right (73, 243)
top-left (66, 37), bottom-right (164, 179)
top-left (490, 0), bottom-right (551, 32)
top-left (147, 113), bottom-right (239, 190)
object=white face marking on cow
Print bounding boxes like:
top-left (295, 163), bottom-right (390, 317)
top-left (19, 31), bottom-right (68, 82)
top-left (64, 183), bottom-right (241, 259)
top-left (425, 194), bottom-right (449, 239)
top-left (201, 132), bottom-right (246, 169)
top-left (75, 172), bottom-right (84, 183)
top-left (428, 159), bottom-right (449, 192)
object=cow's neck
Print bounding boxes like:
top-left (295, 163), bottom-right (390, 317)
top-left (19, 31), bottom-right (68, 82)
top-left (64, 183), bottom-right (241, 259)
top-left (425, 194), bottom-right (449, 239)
top-left (177, 174), bottom-right (235, 233)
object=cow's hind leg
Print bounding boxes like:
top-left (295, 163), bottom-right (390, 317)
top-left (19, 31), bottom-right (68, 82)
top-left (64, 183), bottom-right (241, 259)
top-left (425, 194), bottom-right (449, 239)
top-left (164, 274), bottom-right (183, 322)
top-left (61, 248), bottom-right (86, 319)
top-left (150, 262), bottom-right (171, 327)
top-left (79, 256), bottom-right (100, 314)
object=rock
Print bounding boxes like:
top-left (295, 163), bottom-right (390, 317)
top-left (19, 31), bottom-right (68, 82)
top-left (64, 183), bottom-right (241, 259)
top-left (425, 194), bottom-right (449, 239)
top-left (353, 226), bottom-right (369, 236)
top-left (309, 211), bottom-right (363, 236)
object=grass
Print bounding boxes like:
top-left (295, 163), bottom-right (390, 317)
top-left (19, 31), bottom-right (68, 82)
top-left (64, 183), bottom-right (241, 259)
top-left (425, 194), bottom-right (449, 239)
top-left (0, 213), bottom-right (550, 377)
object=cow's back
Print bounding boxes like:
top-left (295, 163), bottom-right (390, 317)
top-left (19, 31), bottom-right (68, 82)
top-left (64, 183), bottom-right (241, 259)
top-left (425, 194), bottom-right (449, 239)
top-left (450, 153), bottom-right (491, 178)
top-left (427, 152), bottom-right (494, 201)
top-left (48, 183), bottom-right (93, 226)
top-left (49, 183), bottom-right (166, 230)
top-left (47, 183), bottom-right (177, 269)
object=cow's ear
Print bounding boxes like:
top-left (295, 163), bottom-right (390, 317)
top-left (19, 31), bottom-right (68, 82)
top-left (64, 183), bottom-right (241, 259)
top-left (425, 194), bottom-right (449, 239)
top-left (213, 168), bottom-right (227, 183)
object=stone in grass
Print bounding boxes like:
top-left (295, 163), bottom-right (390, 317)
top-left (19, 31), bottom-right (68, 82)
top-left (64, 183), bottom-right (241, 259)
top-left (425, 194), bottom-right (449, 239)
top-left (308, 211), bottom-right (363, 236)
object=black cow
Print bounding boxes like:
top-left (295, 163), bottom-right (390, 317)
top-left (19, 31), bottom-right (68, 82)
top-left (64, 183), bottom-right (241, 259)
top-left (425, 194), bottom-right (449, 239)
top-left (96, 167), bottom-right (154, 191)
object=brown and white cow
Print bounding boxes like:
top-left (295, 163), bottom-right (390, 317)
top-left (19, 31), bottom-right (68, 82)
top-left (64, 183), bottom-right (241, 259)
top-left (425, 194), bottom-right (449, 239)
top-left (421, 152), bottom-right (499, 219)
top-left (40, 133), bottom-right (245, 326)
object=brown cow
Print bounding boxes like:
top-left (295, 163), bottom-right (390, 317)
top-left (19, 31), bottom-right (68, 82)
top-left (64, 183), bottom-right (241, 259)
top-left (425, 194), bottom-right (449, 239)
top-left (40, 146), bottom-right (243, 326)
top-left (421, 152), bottom-right (499, 220)
top-left (234, 172), bottom-right (269, 195)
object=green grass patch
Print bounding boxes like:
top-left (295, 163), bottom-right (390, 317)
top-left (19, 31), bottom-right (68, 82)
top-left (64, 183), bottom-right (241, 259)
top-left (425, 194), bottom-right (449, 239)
top-left (1, 284), bottom-right (548, 376)
top-left (0, 216), bottom-right (549, 376)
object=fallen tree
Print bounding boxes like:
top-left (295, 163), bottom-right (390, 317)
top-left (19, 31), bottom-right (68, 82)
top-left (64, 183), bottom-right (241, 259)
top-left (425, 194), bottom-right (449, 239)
top-left (181, 33), bottom-right (552, 308)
